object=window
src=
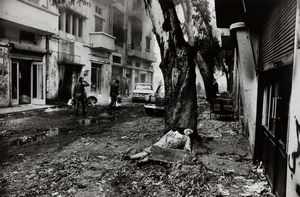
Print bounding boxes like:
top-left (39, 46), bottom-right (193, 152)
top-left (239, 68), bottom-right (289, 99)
top-left (72, 16), bottom-right (77, 35)
top-left (78, 18), bottom-right (83, 37)
top-left (127, 60), bottom-right (132, 66)
top-left (66, 13), bottom-right (71, 33)
top-left (113, 8), bottom-right (125, 47)
top-left (135, 62), bottom-right (140, 67)
top-left (95, 5), bottom-right (103, 15)
top-left (261, 67), bottom-right (292, 148)
top-left (113, 56), bottom-right (122, 64)
top-left (146, 36), bottom-right (151, 51)
top-left (95, 16), bottom-right (104, 32)
top-left (91, 64), bottom-right (102, 93)
top-left (20, 30), bottom-right (36, 44)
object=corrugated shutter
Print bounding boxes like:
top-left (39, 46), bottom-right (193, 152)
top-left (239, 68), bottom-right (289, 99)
top-left (259, 0), bottom-right (297, 66)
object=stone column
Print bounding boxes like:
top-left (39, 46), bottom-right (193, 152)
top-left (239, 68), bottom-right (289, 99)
top-left (230, 22), bottom-right (258, 152)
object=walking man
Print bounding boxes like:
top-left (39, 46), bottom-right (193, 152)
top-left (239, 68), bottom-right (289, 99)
top-left (73, 77), bottom-right (89, 116)
top-left (109, 79), bottom-right (119, 108)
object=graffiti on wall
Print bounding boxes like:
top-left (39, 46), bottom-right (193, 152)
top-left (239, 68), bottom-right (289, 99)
top-left (288, 117), bottom-right (300, 195)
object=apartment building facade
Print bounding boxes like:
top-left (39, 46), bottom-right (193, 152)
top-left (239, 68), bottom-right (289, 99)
top-left (0, 0), bottom-right (156, 107)
top-left (111, 0), bottom-right (156, 96)
top-left (0, 0), bottom-right (58, 107)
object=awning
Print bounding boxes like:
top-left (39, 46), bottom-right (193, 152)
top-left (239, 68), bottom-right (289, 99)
top-left (10, 42), bottom-right (46, 61)
top-left (10, 42), bottom-right (47, 54)
top-left (10, 53), bottom-right (43, 61)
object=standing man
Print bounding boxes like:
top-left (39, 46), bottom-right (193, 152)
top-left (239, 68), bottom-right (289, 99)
top-left (73, 77), bottom-right (89, 116)
top-left (109, 79), bottom-right (119, 108)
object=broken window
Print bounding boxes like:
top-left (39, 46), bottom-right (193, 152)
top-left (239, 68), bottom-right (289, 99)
top-left (113, 8), bottom-right (125, 47)
top-left (131, 20), bottom-right (142, 50)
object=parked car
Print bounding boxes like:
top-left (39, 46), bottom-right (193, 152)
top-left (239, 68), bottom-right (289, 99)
top-left (144, 84), bottom-right (165, 115)
top-left (132, 83), bottom-right (154, 102)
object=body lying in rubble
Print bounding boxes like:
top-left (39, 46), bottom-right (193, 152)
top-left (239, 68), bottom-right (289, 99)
top-left (127, 129), bottom-right (194, 163)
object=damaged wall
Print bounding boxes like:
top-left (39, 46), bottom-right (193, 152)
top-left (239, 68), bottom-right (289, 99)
top-left (0, 44), bottom-right (10, 107)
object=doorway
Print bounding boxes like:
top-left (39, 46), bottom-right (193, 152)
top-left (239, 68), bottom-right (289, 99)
top-left (11, 60), bottom-right (45, 105)
top-left (91, 63), bottom-right (102, 94)
top-left (258, 65), bottom-right (292, 197)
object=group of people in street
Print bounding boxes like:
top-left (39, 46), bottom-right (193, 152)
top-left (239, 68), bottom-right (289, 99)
top-left (72, 77), bottom-right (120, 116)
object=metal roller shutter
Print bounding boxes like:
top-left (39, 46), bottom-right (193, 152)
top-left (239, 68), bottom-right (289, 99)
top-left (259, 0), bottom-right (297, 66)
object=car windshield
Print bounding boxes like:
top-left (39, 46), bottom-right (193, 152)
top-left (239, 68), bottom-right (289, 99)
top-left (135, 84), bottom-right (153, 90)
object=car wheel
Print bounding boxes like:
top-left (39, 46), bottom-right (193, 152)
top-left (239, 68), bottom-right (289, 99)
top-left (87, 96), bottom-right (97, 106)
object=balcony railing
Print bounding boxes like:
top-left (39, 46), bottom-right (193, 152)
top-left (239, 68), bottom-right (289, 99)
top-left (128, 44), bottom-right (156, 62)
top-left (89, 32), bottom-right (116, 52)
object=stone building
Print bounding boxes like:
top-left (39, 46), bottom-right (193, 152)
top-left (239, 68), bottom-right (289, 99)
top-left (0, 0), bottom-right (157, 107)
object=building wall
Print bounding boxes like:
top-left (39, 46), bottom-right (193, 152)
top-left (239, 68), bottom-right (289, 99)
top-left (287, 1), bottom-right (300, 196)
top-left (232, 25), bottom-right (258, 151)
top-left (47, 37), bottom-right (60, 100)
top-left (89, 0), bottom-right (110, 34)
top-left (0, 0), bottom-right (58, 34)
top-left (0, 44), bottom-right (10, 107)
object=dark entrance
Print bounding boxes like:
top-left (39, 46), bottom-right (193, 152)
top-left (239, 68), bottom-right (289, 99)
top-left (19, 61), bottom-right (31, 104)
top-left (256, 65), bottom-right (292, 197)
top-left (59, 64), bottom-right (82, 101)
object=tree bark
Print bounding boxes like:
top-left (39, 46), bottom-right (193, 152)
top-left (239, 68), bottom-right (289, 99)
top-left (144, 0), bottom-right (198, 134)
top-left (195, 51), bottom-right (214, 104)
top-left (161, 46), bottom-right (198, 133)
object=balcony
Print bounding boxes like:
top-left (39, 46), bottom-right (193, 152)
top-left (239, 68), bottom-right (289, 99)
top-left (89, 32), bottom-right (116, 52)
top-left (0, 0), bottom-right (59, 34)
top-left (128, 44), bottom-right (156, 62)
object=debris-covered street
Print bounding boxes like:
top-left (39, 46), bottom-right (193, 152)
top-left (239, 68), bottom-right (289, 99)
top-left (0, 100), bottom-right (273, 197)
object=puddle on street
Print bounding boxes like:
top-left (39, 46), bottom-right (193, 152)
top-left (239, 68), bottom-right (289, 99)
top-left (0, 116), bottom-right (107, 162)
top-left (0, 127), bottom-right (71, 163)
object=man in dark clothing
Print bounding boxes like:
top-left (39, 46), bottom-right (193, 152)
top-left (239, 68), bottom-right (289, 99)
top-left (73, 77), bottom-right (89, 116)
top-left (109, 80), bottom-right (119, 108)
top-left (212, 78), bottom-right (219, 100)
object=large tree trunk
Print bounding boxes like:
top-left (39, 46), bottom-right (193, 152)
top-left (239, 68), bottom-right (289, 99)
top-left (161, 45), bottom-right (198, 133)
top-left (144, 0), bottom-right (199, 135)
top-left (195, 51), bottom-right (214, 104)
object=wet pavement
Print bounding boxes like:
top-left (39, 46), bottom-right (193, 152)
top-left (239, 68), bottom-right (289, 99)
top-left (0, 100), bottom-right (273, 197)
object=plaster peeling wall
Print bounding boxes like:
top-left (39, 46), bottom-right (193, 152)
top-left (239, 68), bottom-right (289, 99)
top-left (47, 38), bottom-right (60, 100)
top-left (0, 46), bottom-right (10, 107)
top-left (235, 28), bottom-right (258, 152)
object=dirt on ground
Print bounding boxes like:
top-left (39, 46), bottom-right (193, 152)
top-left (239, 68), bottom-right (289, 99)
top-left (0, 99), bottom-right (274, 197)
